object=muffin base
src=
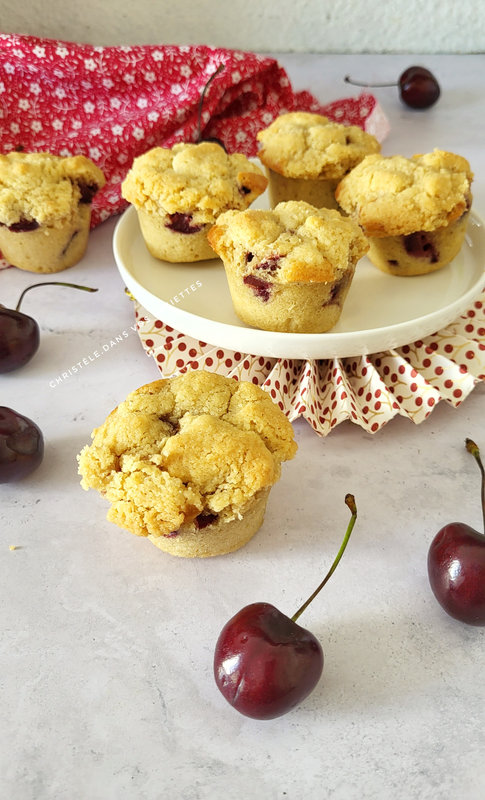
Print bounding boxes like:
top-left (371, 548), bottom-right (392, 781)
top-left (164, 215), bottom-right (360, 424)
top-left (225, 266), bottom-right (355, 333)
top-left (366, 213), bottom-right (470, 276)
top-left (137, 208), bottom-right (216, 263)
top-left (147, 488), bottom-right (270, 558)
top-left (266, 168), bottom-right (339, 211)
top-left (0, 204), bottom-right (92, 273)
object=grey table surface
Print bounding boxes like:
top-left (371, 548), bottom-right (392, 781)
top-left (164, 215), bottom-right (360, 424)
top-left (1, 53), bottom-right (485, 800)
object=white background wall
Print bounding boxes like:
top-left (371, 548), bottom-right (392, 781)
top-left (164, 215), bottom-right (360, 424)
top-left (1, 0), bottom-right (484, 52)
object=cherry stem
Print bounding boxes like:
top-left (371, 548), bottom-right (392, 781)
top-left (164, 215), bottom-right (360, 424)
top-left (344, 75), bottom-right (397, 89)
top-left (291, 494), bottom-right (357, 623)
top-left (15, 282), bottom-right (98, 312)
top-left (465, 438), bottom-right (485, 533)
top-left (196, 63), bottom-right (225, 142)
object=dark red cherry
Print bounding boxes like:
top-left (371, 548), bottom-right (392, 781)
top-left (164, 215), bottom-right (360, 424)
top-left (403, 232), bottom-right (439, 262)
top-left (0, 281), bottom-right (97, 373)
top-left (345, 65), bottom-right (440, 109)
top-left (214, 602), bottom-right (323, 720)
top-left (0, 302), bottom-right (39, 372)
top-left (165, 213), bottom-right (203, 234)
top-left (398, 66), bottom-right (440, 109)
top-left (243, 275), bottom-right (271, 302)
top-left (427, 439), bottom-right (485, 625)
top-left (76, 180), bottom-right (99, 204)
top-left (0, 218), bottom-right (40, 232)
top-left (0, 406), bottom-right (44, 482)
top-left (214, 495), bottom-right (357, 719)
top-left (254, 255), bottom-right (281, 273)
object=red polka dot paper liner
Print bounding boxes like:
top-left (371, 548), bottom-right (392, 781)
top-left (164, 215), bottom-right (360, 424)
top-left (0, 33), bottom-right (388, 234)
top-left (134, 289), bottom-right (485, 436)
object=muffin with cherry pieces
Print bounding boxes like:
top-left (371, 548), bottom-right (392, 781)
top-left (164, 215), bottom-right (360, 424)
top-left (78, 371), bottom-right (297, 558)
top-left (208, 200), bottom-right (369, 333)
top-left (335, 149), bottom-right (473, 276)
top-left (121, 142), bottom-right (267, 263)
top-left (0, 151), bottom-right (105, 273)
top-left (257, 112), bottom-right (380, 210)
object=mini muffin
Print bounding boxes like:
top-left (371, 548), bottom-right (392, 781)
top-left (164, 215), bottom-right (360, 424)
top-left (78, 371), bottom-right (297, 558)
top-left (208, 200), bottom-right (369, 334)
top-left (257, 112), bottom-right (380, 210)
top-left (121, 142), bottom-right (268, 263)
top-left (0, 151), bottom-right (105, 273)
top-left (335, 149), bottom-right (473, 276)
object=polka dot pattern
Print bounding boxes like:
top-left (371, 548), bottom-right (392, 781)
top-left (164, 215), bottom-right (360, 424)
top-left (0, 33), bottom-right (387, 232)
top-left (134, 287), bottom-right (485, 437)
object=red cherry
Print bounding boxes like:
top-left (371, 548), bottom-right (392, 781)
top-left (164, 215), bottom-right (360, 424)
top-left (0, 281), bottom-right (98, 373)
top-left (0, 406), bottom-right (44, 482)
top-left (0, 302), bottom-right (39, 373)
top-left (214, 602), bottom-right (323, 720)
top-left (427, 438), bottom-right (485, 626)
top-left (214, 495), bottom-right (357, 719)
top-left (398, 66), bottom-right (440, 109)
top-left (344, 65), bottom-right (440, 109)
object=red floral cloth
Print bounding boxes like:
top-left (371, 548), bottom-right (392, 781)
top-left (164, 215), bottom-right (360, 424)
top-left (0, 34), bottom-right (388, 227)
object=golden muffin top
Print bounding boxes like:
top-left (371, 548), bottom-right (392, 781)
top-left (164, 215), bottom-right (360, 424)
top-left (78, 371), bottom-right (297, 539)
top-left (257, 112), bottom-right (380, 180)
top-left (335, 149), bottom-right (473, 237)
top-left (0, 151), bottom-right (105, 228)
top-left (208, 200), bottom-right (369, 284)
top-left (121, 142), bottom-right (268, 224)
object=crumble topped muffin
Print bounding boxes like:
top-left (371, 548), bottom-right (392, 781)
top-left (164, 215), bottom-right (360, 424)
top-left (208, 200), bottom-right (369, 333)
top-left (78, 371), bottom-right (297, 558)
top-left (335, 149), bottom-right (473, 276)
top-left (0, 151), bottom-right (105, 272)
top-left (121, 142), bottom-right (268, 262)
top-left (257, 112), bottom-right (380, 209)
